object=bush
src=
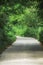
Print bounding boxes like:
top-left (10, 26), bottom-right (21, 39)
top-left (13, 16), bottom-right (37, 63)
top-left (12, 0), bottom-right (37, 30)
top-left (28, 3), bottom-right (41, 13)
top-left (0, 14), bottom-right (16, 54)
top-left (0, 31), bottom-right (16, 54)
top-left (39, 30), bottom-right (43, 44)
top-left (24, 27), bottom-right (38, 39)
top-left (0, 29), bottom-right (16, 54)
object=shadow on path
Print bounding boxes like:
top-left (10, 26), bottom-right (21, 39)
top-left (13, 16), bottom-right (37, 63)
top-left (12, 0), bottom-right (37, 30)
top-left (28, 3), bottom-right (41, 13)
top-left (5, 44), bottom-right (43, 53)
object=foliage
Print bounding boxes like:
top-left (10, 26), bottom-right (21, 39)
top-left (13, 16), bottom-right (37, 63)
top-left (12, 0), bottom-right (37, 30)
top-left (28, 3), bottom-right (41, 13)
top-left (0, 9), bottom-right (16, 54)
top-left (23, 27), bottom-right (38, 39)
top-left (0, 0), bottom-right (43, 53)
top-left (39, 28), bottom-right (43, 44)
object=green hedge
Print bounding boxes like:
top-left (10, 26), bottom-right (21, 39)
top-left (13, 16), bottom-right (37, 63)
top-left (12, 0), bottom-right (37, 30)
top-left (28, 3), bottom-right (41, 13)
top-left (23, 27), bottom-right (38, 39)
top-left (39, 30), bottom-right (43, 44)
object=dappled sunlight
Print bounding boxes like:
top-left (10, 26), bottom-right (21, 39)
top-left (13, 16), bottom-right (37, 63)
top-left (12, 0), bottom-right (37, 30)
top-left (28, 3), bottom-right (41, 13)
top-left (0, 58), bottom-right (43, 65)
top-left (0, 0), bottom-right (43, 65)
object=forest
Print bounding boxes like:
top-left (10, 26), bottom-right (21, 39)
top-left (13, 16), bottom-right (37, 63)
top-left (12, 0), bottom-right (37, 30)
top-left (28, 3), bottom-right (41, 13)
top-left (0, 0), bottom-right (43, 53)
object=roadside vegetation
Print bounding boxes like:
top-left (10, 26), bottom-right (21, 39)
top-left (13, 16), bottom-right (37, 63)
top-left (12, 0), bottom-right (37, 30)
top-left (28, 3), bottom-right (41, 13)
top-left (0, 0), bottom-right (43, 53)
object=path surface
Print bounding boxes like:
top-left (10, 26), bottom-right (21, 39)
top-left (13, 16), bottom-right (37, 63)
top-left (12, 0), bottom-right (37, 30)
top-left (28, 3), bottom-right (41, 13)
top-left (0, 36), bottom-right (43, 65)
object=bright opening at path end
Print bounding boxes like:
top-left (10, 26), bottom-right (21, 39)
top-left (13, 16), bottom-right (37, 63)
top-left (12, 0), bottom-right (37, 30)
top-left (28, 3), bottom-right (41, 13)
top-left (13, 36), bottom-right (40, 45)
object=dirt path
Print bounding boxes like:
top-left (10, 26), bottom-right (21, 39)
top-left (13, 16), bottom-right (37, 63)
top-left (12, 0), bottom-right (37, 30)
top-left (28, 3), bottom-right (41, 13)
top-left (0, 36), bottom-right (43, 65)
